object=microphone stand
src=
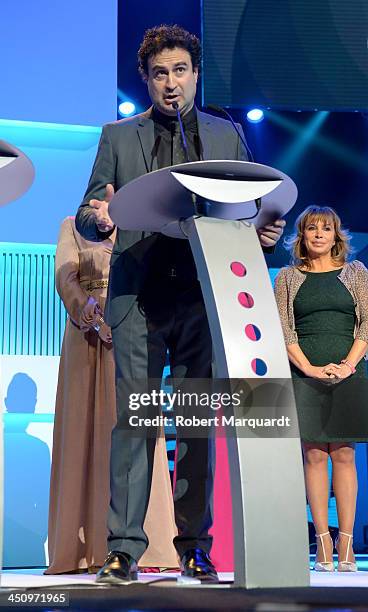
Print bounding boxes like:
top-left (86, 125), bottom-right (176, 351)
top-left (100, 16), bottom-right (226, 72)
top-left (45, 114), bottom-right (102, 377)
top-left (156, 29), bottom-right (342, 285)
top-left (172, 101), bottom-right (190, 163)
top-left (207, 104), bottom-right (254, 162)
top-left (207, 105), bottom-right (263, 215)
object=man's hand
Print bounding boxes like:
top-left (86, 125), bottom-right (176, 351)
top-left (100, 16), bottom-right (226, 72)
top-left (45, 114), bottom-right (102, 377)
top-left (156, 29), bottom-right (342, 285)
top-left (89, 183), bottom-right (115, 232)
top-left (257, 219), bottom-right (286, 248)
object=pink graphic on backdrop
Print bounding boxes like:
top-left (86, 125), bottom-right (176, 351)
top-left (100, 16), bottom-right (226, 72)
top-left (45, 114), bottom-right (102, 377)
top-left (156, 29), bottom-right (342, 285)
top-left (210, 432), bottom-right (234, 571)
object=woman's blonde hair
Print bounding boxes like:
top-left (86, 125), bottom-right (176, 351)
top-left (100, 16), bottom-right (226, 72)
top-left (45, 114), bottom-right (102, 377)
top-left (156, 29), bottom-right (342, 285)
top-left (284, 205), bottom-right (351, 269)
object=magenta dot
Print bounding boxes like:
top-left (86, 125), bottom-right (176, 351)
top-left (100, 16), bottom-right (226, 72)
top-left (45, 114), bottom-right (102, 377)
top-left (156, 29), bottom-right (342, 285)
top-left (230, 261), bottom-right (247, 277)
top-left (245, 324), bottom-right (261, 341)
top-left (238, 292), bottom-right (254, 308)
top-left (251, 358), bottom-right (268, 376)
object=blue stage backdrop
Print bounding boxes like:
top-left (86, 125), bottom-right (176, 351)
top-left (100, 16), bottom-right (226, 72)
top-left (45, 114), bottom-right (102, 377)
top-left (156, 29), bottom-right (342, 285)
top-left (0, 120), bottom-right (101, 245)
top-left (0, 1), bottom-right (118, 568)
top-left (1, 1), bottom-right (117, 127)
top-left (0, 1), bottom-right (117, 245)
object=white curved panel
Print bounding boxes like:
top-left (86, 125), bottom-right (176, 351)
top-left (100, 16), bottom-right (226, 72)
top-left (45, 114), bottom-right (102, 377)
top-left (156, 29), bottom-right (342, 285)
top-left (0, 158), bottom-right (16, 170)
top-left (171, 172), bottom-right (282, 203)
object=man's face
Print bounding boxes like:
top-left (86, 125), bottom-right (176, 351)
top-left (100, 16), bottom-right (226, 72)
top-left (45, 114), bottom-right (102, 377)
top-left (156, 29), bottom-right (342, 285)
top-left (146, 47), bottom-right (198, 116)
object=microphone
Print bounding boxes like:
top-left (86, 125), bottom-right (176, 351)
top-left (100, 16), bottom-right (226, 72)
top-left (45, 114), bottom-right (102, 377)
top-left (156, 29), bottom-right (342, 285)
top-left (172, 101), bottom-right (190, 163)
top-left (206, 104), bottom-right (254, 162)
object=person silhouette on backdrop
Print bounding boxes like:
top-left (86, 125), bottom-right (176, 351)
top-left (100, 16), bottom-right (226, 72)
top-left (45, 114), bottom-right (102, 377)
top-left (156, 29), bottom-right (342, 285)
top-left (4, 373), bottom-right (49, 567)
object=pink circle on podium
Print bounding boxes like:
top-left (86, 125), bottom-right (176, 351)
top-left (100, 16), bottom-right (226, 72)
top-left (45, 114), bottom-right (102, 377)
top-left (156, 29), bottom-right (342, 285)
top-left (230, 261), bottom-right (247, 277)
top-left (245, 324), bottom-right (261, 341)
top-left (251, 358), bottom-right (268, 376)
top-left (238, 292), bottom-right (254, 308)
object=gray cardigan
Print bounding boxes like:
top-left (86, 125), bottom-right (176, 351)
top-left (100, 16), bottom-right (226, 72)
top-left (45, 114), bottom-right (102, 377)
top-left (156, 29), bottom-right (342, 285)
top-left (274, 260), bottom-right (368, 345)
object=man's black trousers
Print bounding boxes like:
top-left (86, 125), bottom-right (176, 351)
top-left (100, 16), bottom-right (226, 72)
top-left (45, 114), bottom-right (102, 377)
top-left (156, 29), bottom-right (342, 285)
top-left (108, 281), bottom-right (215, 561)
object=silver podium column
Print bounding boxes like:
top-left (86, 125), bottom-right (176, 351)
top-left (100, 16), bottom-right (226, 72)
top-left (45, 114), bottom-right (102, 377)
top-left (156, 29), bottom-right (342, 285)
top-left (186, 216), bottom-right (309, 588)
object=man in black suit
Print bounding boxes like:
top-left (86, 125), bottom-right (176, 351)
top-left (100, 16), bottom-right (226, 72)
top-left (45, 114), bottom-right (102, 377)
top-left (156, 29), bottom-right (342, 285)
top-left (76, 24), bottom-right (285, 583)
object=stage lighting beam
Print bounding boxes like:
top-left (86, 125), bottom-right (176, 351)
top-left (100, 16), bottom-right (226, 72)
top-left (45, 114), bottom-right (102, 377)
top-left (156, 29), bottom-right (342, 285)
top-left (268, 110), bottom-right (365, 172)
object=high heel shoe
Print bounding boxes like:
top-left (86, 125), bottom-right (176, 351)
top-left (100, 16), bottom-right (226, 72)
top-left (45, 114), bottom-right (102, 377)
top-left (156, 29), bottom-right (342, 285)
top-left (313, 531), bottom-right (334, 572)
top-left (335, 531), bottom-right (357, 572)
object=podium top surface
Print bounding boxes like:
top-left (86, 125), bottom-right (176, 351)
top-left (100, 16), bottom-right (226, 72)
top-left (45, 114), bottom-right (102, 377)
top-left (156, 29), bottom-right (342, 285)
top-left (0, 140), bottom-right (35, 207)
top-left (109, 160), bottom-right (297, 238)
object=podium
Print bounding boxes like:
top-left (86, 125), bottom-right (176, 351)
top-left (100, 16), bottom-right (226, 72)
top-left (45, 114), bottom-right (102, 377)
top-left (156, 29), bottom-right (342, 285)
top-left (0, 140), bottom-right (35, 207)
top-left (109, 160), bottom-right (310, 588)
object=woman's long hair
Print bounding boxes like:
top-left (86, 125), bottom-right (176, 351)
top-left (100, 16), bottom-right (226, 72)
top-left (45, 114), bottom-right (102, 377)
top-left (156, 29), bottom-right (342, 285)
top-left (284, 205), bottom-right (352, 269)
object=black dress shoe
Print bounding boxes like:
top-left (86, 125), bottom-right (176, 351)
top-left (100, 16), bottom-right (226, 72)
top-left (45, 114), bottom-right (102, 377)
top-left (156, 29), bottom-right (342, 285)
top-left (96, 551), bottom-right (138, 584)
top-left (180, 548), bottom-right (219, 582)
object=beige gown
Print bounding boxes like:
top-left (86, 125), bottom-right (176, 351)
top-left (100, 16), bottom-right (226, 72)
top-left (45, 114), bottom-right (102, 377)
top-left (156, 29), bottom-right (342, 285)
top-left (46, 217), bottom-right (178, 573)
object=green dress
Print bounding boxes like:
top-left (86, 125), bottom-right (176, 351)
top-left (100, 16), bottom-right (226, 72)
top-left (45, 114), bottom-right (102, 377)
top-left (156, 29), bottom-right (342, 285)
top-left (292, 269), bottom-right (368, 442)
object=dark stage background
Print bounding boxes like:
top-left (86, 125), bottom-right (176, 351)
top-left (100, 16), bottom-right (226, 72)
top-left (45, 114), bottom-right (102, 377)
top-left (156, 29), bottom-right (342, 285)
top-left (117, 0), bottom-right (368, 270)
top-left (202, 0), bottom-right (368, 111)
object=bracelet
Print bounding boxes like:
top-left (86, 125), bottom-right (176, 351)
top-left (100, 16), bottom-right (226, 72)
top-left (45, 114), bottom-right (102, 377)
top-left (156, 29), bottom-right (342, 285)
top-left (340, 359), bottom-right (356, 374)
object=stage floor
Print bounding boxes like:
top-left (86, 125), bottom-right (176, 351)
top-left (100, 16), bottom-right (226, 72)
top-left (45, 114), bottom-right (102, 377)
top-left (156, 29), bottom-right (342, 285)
top-left (2, 565), bottom-right (368, 612)
top-left (2, 567), bottom-right (368, 588)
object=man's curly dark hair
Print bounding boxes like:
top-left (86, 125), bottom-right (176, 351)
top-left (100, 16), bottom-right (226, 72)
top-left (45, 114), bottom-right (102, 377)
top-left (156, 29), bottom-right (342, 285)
top-left (138, 24), bottom-right (201, 80)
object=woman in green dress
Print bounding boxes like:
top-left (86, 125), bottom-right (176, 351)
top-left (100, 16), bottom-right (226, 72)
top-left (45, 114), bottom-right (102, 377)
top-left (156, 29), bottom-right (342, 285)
top-left (275, 206), bottom-right (368, 573)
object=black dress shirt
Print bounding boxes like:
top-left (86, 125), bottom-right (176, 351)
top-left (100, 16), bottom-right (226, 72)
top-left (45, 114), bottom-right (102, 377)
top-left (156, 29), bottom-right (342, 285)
top-left (146, 106), bottom-right (201, 287)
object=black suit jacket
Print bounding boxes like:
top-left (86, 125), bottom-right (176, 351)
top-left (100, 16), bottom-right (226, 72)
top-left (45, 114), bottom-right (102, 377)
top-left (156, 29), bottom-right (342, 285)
top-left (76, 107), bottom-right (248, 327)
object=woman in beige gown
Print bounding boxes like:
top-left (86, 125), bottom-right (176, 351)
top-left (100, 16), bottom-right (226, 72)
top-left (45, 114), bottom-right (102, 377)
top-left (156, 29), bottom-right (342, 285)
top-left (46, 217), bottom-right (178, 574)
